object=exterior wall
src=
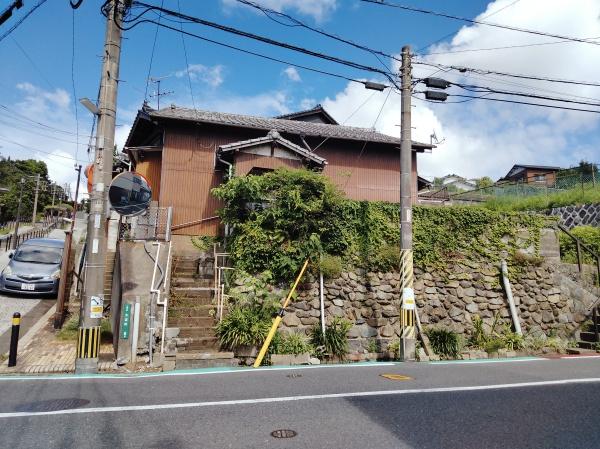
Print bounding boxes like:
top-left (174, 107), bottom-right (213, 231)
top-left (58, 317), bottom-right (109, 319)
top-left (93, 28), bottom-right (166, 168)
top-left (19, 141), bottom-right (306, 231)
top-left (135, 152), bottom-right (162, 201)
top-left (524, 169), bottom-right (557, 186)
top-left (547, 203), bottom-right (600, 229)
top-left (158, 124), bottom-right (423, 236)
top-left (234, 151), bottom-right (303, 175)
top-left (160, 125), bottom-right (265, 235)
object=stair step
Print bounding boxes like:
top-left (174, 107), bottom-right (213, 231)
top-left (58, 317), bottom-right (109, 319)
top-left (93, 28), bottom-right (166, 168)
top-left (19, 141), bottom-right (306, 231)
top-left (178, 337), bottom-right (220, 351)
top-left (576, 341), bottom-right (599, 350)
top-left (175, 351), bottom-right (234, 360)
top-left (171, 288), bottom-right (213, 299)
top-left (169, 306), bottom-right (217, 318)
top-left (579, 331), bottom-right (600, 343)
top-left (178, 327), bottom-right (218, 338)
top-left (175, 357), bottom-right (239, 369)
top-left (171, 278), bottom-right (213, 287)
top-left (170, 296), bottom-right (214, 307)
top-left (568, 346), bottom-right (599, 354)
top-left (169, 317), bottom-right (215, 327)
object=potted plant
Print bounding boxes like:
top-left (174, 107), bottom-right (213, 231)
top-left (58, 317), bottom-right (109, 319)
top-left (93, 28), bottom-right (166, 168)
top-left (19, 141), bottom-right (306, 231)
top-left (215, 307), bottom-right (270, 359)
top-left (271, 332), bottom-right (314, 365)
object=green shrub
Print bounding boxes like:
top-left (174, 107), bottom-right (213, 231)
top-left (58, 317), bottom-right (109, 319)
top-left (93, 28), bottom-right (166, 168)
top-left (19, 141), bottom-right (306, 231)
top-left (57, 314), bottom-right (80, 341)
top-left (274, 333), bottom-right (313, 355)
top-left (425, 328), bottom-right (461, 359)
top-left (215, 307), bottom-right (271, 349)
top-left (387, 340), bottom-right (400, 359)
top-left (512, 251), bottom-right (543, 267)
top-left (191, 235), bottom-right (216, 251)
top-left (310, 317), bottom-right (352, 359)
top-left (501, 329), bottom-right (524, 351)
top-left (366, 338), bottom-right (379, 353)
top-left (484, 338), bottom-right (505, 354)
top-left (559, 225), bottom-right (600, 264)
top-left (369, 244), bottom-right (401, 271)
top-left (319, 254), bottom-right (342, 279)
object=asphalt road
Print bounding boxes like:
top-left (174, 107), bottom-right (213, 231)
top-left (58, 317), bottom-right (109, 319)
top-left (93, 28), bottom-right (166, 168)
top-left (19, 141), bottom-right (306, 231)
top-left (0, 356), bottom-right (599, 449)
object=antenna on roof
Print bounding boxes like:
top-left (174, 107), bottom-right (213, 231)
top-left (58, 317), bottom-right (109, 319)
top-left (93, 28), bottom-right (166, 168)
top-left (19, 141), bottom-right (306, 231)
top-left (430, 129), bottom-right (445, 145)
top-left (149, 76), bottom-right (174, 110)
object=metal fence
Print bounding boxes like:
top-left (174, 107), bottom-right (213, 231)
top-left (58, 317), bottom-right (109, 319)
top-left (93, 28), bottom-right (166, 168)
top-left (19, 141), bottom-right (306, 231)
top-left (118, 206), bottom-right (173, 241)
top-left (451, 166), bottom-right (600, 203)
top-left (0, 222), bottom-right (58, 251)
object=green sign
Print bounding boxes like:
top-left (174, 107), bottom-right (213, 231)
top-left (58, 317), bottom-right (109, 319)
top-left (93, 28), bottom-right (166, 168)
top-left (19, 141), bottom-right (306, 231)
top-left (120, 303), bottom-right (131, 340)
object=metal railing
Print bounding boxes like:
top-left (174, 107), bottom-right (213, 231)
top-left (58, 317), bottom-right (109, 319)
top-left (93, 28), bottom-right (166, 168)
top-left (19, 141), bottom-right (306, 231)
top-left (0, 222), bottom-right (58, 251)
top-left (213, 243), bottom-right (232, 323)
top-left (557, 223), bottom-right (600, 286)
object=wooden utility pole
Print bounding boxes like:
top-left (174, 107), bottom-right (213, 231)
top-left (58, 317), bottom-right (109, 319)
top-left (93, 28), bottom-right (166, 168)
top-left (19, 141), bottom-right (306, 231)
top-left (399, 45), bottom-right (416, 361)
top-left (11, 178), bottom-right (25, 250)
top-left (75, 0), bottom-right (128, 374)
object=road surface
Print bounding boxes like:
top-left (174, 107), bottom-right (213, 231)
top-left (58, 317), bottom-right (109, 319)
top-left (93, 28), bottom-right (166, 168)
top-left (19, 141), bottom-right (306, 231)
top-left (0, 356), bottom-right (598, 448)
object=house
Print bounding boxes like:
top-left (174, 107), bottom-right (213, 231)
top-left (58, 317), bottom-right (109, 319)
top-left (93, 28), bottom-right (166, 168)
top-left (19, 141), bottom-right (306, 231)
top-left (500, 164), bottom-right (561, 185)
top-left (124, 104), bottom-right (435, 235)
top-left (437, 174), bottom-right (477, 191)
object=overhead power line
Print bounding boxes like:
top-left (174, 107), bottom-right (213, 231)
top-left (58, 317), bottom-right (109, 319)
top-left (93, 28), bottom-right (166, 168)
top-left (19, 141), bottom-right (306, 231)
top-left (0, 135), bottom-right (89, 163)
top-left (361, 0), bottom-right (600, 47)
top-left (446, 94), bottom-right (600, 114)
top-left (0, 0), bottom-right (49, 44)
top-left (426, 36), bottom-right (600, 55)
top-left (414, 60), bottom-right (600, 88)
top-left (127, 2), bottom-right (399, 87)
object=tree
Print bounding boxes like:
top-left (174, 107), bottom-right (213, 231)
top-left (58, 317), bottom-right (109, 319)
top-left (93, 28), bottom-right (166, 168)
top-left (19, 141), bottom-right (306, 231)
top-left (476, 176), bottom-right (494, 189)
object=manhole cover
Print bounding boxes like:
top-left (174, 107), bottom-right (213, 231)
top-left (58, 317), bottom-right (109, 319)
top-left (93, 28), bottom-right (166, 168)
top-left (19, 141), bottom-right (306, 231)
top-left (380, 374), bottom-right (412, 381)
top-left (271, 429), bottom-right (297, 439)
top-left (15, 398), bottom-right (90, 413)
top-left (286, 373), bottom-right (302, 378)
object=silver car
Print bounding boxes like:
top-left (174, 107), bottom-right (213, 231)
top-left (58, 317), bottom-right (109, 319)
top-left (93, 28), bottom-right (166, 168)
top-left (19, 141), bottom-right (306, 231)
top-left (0, 238), bottom-right (64, 297)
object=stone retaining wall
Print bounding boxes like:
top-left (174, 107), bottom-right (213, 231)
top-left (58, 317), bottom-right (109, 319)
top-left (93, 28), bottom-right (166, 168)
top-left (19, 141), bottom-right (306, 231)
top-left (548, 203), bottom-right (600, 229)
top-left (281, 261), bottom-right (593, 357)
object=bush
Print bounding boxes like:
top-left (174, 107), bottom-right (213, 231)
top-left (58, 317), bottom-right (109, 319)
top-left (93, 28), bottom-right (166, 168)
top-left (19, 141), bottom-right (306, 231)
top-left (319, 254), bottom-right (342, 279)
top-left (310, 317), bottom-right (352, 359)
top-left (273, 333), bottom-right (313, 355)
top-left (369, 244), bottom-right (401, 271)
top-left (484, 338), bottom-right (505, 354)
top-left (191, 235), bottom-right (216, 251)
top-left (512, 250), bottom-right (543, 267)
top-left (215, 307), bottom-right (271, 349)
top-left (425, 328), bottom-right (461, 359)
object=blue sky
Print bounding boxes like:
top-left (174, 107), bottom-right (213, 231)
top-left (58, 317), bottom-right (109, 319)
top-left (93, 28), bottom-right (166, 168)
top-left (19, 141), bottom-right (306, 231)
top-left (0, 0), bottom-right (599, 190)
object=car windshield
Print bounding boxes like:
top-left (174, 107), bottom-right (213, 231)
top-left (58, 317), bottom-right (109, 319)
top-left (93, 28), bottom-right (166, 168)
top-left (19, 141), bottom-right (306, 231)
top-left (13, 245), bottom-right (62, 264)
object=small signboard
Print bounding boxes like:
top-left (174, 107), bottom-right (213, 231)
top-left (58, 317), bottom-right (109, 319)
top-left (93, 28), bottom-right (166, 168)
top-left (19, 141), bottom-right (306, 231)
top-left (120, 303), bottom-right (131, 340)
top-left (90, 295), bottom-right (104, 319)
top-left (402, 288), bottom-right (415, 310)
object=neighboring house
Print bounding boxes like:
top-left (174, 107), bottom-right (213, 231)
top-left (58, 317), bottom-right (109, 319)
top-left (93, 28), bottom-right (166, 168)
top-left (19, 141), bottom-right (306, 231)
top-left (124, 104), bottom-right (434, 235)
top-left (437, 174), bottom-right (477, 191)
top-left (499, 164), bottom-right (561, 185)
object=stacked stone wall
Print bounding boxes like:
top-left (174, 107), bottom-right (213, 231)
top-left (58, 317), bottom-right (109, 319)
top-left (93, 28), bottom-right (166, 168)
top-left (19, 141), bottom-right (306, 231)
top-left (282, 262), bottom-right (593, 357)
top-left (548, 203), bottom-right (600, 229)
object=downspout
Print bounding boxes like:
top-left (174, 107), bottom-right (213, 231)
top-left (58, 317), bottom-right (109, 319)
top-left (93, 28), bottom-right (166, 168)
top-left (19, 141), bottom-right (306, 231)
top-left (501, 260), bottom-right (522, 335)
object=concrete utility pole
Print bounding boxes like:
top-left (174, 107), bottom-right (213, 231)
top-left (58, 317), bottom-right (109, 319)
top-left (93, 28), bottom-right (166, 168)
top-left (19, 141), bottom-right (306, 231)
top-left (75, 0), bottom-right (128, 374)
top-left (399, 45), bottom-right (416, 361)
top-left (11, 178), bottom-right (25, 250)
top-left (31, 173), bottom-right (40, 225)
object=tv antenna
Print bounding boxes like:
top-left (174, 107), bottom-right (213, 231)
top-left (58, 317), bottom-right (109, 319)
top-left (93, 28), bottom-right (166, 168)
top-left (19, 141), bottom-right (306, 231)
top-left (149, 76), bottom-right (174, 109)
top-left (430, 129), bottom-right (445, 145)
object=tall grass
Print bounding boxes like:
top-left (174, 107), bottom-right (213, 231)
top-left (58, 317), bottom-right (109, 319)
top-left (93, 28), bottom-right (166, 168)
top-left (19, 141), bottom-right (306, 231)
top-left (483, 184), bottom-right (600, 212)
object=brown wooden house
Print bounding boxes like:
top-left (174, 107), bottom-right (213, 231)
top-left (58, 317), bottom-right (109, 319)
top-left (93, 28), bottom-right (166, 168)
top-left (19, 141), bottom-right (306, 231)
top-left (499, 164), bottom-right (561, 186)
top-left (124, 104), bottom-right (435, 236)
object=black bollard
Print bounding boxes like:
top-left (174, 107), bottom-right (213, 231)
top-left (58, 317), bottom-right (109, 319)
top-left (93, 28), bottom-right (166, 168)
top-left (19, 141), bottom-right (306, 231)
top-left (8, 312), bottom-right (21, 367)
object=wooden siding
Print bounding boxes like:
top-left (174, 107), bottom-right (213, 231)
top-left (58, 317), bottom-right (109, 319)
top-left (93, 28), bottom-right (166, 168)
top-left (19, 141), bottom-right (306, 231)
top-left (135, 153), bottom-right (162, 201)
top-left (158, 124), bottom-right (423, 236)
top-left (234, 151), bottom-right (303, 175)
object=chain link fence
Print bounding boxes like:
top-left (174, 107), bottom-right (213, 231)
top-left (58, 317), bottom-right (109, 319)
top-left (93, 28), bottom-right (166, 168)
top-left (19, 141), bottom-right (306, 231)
top-left (450, 164), bottom-right (600, 204)
top-left (118, 206), bottom-right (173, 241)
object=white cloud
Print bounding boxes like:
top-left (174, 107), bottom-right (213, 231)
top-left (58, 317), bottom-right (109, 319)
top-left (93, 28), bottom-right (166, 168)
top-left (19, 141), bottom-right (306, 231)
top-left (221, 0), bottom-right (337, 22)
top-left (283, 66), bottom-right (301, 82)
top-left (174, 64), bottom-right (225, 88)
top-left (299, 98), bottom-right (317, 110)
top-left (322, 0), bottom-right (600, 180)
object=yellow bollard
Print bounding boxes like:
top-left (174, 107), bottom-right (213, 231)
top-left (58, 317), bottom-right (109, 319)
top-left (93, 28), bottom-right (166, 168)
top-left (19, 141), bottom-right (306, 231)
top-left (253, 259), bottom-right (310, 368)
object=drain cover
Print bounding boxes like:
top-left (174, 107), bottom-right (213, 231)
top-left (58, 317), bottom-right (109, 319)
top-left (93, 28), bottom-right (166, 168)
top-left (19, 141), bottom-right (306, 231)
top-left (271, 429), bottom-right (297, 439)
top-left (380, 373), bottom-right (412, 381)
top-left (15, 398), bottom-right (90, 413)
top-left (286, 373), bottom-right (302, 378)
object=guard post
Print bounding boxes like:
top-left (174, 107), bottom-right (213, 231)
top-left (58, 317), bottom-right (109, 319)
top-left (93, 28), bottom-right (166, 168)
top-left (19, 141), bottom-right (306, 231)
top-left (8, 312), bottom-right (21, 367)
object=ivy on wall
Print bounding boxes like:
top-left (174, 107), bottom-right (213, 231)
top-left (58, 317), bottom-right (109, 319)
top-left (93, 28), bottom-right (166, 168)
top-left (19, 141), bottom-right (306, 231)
top-left (212, 168), bottom-right (552, 282)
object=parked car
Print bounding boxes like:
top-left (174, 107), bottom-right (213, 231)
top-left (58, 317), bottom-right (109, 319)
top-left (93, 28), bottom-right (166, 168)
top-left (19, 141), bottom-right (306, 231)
top-left (0, 238), bottom-right (64, 297)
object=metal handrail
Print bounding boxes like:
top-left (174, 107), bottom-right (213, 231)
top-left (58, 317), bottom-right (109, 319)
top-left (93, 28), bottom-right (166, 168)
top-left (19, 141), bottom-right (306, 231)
top-left (557, 223), bottom-right (600, 285)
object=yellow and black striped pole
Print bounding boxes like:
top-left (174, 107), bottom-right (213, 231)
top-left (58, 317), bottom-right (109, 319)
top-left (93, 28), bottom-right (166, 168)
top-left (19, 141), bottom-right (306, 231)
top-left (8, 312), bottom-right (21, 367)
top-left (76, 326), bottom-right (101, 359)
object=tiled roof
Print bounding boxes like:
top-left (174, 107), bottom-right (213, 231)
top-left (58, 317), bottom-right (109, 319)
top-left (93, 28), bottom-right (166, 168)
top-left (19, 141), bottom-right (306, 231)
top-left (218, 130), bottom-right (327, 166)
top-left (147, 105), bottom-right (433, 149)
top-left (275, 104), bottom-right (339, 124)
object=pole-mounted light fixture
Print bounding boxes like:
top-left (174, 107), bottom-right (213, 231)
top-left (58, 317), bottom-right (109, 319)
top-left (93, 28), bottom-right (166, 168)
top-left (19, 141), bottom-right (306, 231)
top-left (79, 97), bottom-right (100, 116)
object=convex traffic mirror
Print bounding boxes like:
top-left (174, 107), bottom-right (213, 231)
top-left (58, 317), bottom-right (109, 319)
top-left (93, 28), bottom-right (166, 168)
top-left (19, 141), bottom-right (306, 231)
top-left (108, 172), bottom-right (152, 216)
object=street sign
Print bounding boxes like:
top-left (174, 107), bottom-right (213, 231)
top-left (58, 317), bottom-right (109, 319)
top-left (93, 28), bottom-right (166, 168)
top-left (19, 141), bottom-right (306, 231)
top-left (108, 171), bottom-right (152, 216)
top-left (90, 295), bottom-right (104, 319)
top-left (402, 287), bottom-right (415, 310)
top-left (120, 303), bottom-right (131, 339)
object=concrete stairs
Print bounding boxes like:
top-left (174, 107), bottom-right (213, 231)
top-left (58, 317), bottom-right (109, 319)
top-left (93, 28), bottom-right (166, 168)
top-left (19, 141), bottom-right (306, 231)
top-left (168, 253), bottom-right (237, 368)
top-left (577, 304), bottom-right (600, 350)
top-left (103, 251), bottom-right (116, 307)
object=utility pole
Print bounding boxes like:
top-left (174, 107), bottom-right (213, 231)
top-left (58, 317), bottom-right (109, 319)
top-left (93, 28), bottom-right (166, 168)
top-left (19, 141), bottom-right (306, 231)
top-left (31, 173), bottom-right (40, 225)
top-left (11, 178), bottom-right (25, 250)
top-left (399, 45), bottom-right (416, 361)
top-left (75, 0), bottom-right (128, 374)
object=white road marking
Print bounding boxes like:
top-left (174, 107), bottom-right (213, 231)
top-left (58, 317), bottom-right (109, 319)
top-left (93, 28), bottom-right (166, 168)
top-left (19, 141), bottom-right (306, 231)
top-left (1, 377), bottom-right (599, 419)
top-left (560, 355), bottom-right (600, 360)
top-left (431, 357), bottom-right (546, 365)
top-left (0, 362), bottom-right (397, 381)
